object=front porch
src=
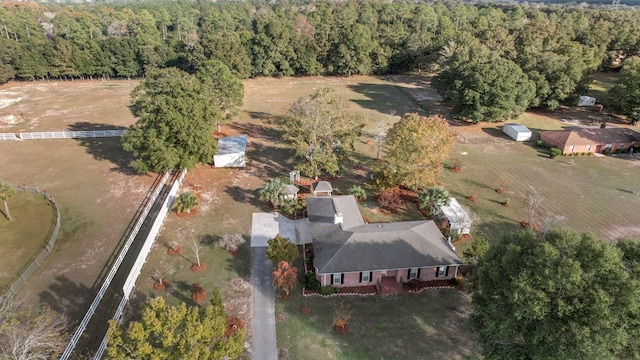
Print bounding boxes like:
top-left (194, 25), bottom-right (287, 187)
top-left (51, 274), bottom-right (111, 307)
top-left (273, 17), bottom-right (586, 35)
top-left (377, 276), bottom-right (404, 295)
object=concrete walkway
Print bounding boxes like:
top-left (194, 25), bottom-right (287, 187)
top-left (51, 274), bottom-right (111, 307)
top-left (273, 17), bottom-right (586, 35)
top-left (251, 247), bottom-right (277, 360)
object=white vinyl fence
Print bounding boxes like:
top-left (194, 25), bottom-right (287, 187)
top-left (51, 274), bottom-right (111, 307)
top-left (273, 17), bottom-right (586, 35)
top-left (60, 170), bottom-right (171, 360)
top-left (0, 133), bottom-right (17, 140)
top-left (20, 130), bottom-right (125, 139)
top-left (93, 169), bottom-right (186, 360)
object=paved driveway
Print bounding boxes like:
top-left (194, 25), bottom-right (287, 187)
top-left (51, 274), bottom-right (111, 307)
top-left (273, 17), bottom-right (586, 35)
top-left (250, 212), bottom-right (311, 247)
top-left (251, 247), bottom-right (277, 360)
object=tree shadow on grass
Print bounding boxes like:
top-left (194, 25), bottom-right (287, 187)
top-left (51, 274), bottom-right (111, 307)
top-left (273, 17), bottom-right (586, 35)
top-left (226, 242), bottom-right (252, 280)
top-left (67, 122), bottom-right (137, 175)
top-left (171, 280), bottom-right (198, 306)
top-left (38, 275), bottom-right (92, 323)
top-left (228, 119), bottom-right (283, 143)
top-left (246, 142), bottom-right (294, 178)
top-left (347, 82), bottom-right (427, 116)
top-left (225, 185), bottom-right (261, 207)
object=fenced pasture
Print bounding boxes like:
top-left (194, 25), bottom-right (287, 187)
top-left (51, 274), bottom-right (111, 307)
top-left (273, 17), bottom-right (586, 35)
top-left (0, 80), bottom-right (155, 327)
top-left (0, 188), bottom-right (56, 290)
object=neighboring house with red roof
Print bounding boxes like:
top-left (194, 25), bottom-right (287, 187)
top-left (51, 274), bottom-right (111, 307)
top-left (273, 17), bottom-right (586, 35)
top-left (540, 127), bottom-right (640, 154)
top-left (306, 195), bottom-right (462, 294)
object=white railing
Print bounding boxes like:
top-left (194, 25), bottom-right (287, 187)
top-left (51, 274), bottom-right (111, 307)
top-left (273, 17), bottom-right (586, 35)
top-left (60, 170), bottom-right (171, 360)
top-left (93, 169), bottom-right (186, 360)
top-left (20, 130), bottom-right (125, 140)
top-left (0, 133), bottom-right (17, 140)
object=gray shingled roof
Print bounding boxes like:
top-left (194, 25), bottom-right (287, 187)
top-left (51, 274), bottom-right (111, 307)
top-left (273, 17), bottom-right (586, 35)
top-left (280, 184), bottom-right (300, 196)
top-left (312, 181), bottom-right (333, 194)
top-left (307, 195), bottom-right (462, 274)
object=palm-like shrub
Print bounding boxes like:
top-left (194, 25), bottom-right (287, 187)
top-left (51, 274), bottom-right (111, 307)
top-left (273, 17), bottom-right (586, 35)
top-left (259, 178), bottom-right (285, 208)
top-left (349, 185), bottom-right (367, 201)
top-left (173, 191), bottom-right (199, 214)
top-left (417, 186), bottom-right (450, 219)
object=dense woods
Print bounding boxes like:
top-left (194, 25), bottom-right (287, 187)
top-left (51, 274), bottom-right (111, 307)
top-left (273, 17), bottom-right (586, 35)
top-left (2, 1), bottom-right (640, 113)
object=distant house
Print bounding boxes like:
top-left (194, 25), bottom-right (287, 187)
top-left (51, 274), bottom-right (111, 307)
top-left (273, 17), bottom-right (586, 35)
top-left (440, 198), bottom-right (473, 236)
top-left (312, 181), bottom-right (333, 196)
top-left (307, 195), bottom-right (462, 294)
top-left (213, 135), bottom-right (247, 167)
top-left (540, 127), bottom-right (640, 154)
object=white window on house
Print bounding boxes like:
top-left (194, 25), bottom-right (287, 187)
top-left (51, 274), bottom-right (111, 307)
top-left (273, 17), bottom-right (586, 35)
top-left (586, 145), bottom-right (591, 151)
top-left (569, 145), bottom-right (575, 152)
top-left (408, 267), bottom-right (419, 280)
top-left (332, 273), bottom-right (342, 285)
top-left (360, 271), bottom-right (371, 283)
top-left (437, 266), bottom-right (447, 278)
top-left (605, 144), bottom-right (613, 150)
top-left (621, 143), bottom-right (626, 148)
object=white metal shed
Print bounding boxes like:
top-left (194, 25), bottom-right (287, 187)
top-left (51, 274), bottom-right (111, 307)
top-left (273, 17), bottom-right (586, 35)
top-left (441, 198), bottom-right (473, 236)
top-left (213, 135), bottom-right (247, 167)
top-left (503, 123), bottom-right (532, 141)
top-left (578, 95), bottom-right (596, 107)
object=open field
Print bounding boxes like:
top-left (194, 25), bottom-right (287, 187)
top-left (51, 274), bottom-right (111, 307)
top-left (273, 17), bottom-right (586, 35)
top-left (0, 190), bottom-right (55, 288)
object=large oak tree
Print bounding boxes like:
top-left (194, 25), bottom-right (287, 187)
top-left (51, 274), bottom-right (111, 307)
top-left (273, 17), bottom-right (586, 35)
top-left (609, 56), bottom-right (640, 125)
top-left (473, 229), bottom-right (640, 359)
top-left (433, 48), bottom-right (535, 123)
top-left (122, 60), bottom-right (243, 174)
top-left (376, 113), bottom-right (454, 191)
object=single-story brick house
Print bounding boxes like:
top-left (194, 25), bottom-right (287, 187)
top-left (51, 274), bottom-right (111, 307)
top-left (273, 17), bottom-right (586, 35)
top-left (540, 127), bottom-right (640, 155)
top-left (307, 195), bottom-right (462, 294)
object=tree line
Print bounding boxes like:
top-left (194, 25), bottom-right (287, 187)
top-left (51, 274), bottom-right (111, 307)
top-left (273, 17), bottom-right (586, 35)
top-left (1, 1), bottom-right (640, 106)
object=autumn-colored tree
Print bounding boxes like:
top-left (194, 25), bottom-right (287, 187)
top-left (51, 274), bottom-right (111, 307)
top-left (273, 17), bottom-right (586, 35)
top-left (106, 294), bottom-right (244, 359)
top-left (272, 261), bottom-right (298, 296)
top-left (266, 234), bottom-right (298, 266)
top-left (377, 189), bottom-right (403, 213)
top-left (332, 302), bottom-right (353, 332)
top-left (0, 181), bottom-right (16, 221)
top-left (377, 114), bottom-right (454, 191)
top-left (191, 283), bottom-right (206, 303)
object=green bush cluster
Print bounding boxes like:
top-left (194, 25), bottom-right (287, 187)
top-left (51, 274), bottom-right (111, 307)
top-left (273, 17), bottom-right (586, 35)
top-left (536, 140), bottom-right (546, 147)
top-left (304, 271), bottom-right (321, 291)
top-left (550, 148), bottom-right (562, 158)
top-left (604, 149), bottom-right (612, 155)
top-left (319, 286), bottom-right (339, 295)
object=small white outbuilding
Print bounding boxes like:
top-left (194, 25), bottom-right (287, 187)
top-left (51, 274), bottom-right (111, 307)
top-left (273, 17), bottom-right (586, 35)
top-left (441, 198), bottom-right (473, 236)
top-left (503, 123), bottom-right (532, 142)
top-left (213, 135), bottom-right (247, 167)
top-left (578, 95), bottom-right (596, 107)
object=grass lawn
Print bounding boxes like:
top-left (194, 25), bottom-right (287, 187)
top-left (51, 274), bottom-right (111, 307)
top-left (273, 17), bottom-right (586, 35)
top-left (276, 290), bottom-right (476, 360)
top-left (440, 142), bottom-right (640, 247)
top-left (0, 190), bottom-right (55, 289)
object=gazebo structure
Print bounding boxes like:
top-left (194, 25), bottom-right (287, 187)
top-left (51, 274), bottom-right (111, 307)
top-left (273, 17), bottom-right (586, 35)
top-left (312, 181), bottom-right (333, 196)
top-left (280, 184), bottom-right (300, 202)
